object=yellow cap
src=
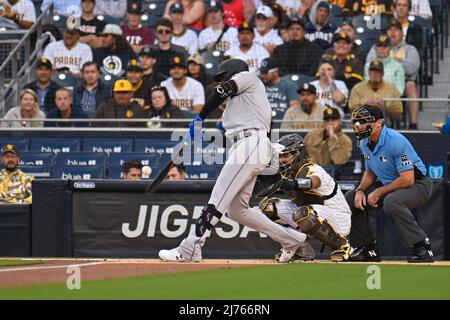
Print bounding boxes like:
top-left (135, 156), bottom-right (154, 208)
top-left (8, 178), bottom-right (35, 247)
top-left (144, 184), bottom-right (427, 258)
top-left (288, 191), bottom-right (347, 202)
top-left (113, 79), bottom-right (133, 92)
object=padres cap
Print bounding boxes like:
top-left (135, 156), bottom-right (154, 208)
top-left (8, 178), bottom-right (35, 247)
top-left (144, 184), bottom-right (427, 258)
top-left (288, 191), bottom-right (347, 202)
top-left (238, 22), bottom-right (254, 33)
top-left (169, 55), bottom-right (186, 68)
top-left (170, 2), bottom-right (184, 14)
top-left (207, 1), bottom-right (224, 12)
top-left (125, 59), bottom-right (144, 72)
top-left (113, 79), bottom-right (133, 92)
top-left (256, 5), bottom-right (273, 18)
top-left (65, 15), bottom-right (80, 33)
top-left (37, 57), bottom-right (52, 69)
top-left (387, 18), bottom-right (403, 32)
top-left (369, 59), bottom-right (384, 72)
top-left (100, 24), bottom-right (123, 36)
top-left (286, 18), bottom-right (305, 29)
top-left (1, 144), bottom-right (19, 157)
top-left (323, 107), bottom-right (341, 120)
top-left (333, 32), bottom-right (352, 44)
top-left (187, 53), bottom-right (204, 66)
top-left (139, 47), bottom-right (155, 57)
top-left (297, 83), bottom-right (317, 95)
top-left (376, 34), bottom-right (391, 46)
top-left (259, 57), bottom-right (279, 74)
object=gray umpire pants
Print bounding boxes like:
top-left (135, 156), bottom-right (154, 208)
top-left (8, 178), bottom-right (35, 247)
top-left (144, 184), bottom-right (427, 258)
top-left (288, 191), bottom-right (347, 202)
top-left (346, 177), bottom-right (433, 248)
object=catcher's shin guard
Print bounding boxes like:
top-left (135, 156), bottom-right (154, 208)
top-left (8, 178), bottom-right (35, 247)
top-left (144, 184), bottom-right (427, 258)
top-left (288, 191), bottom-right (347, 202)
top-left (258, 196), bottom-right (282, 223)
top-left (195, 204), bottom-right (223, 238)
top-left (292, 206), bottom-right (351, 261)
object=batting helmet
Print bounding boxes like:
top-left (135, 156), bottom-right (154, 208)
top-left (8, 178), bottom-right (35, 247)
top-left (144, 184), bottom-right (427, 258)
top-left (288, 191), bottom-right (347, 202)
top-left (213, 58), bottom-right (249, 82)
top-left (278, 134), bottom-right (309, 176)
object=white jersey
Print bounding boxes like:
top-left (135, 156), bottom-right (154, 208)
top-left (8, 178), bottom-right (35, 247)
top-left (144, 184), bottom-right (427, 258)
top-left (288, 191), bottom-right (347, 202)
top-left (224, 43), bottom-right (270, 73)
top-left (254, 28), bottom-right (284, 48)
top-left (310, 80), bottom-right (348, 118)
top-left (198, 26), bottom-right (238, 52)
top-left (411, 0), bottom-right (433, 18)
top-left (42, 41), bottom-right (93, 74)
top-left (172, 28), bottom-right (199, 56)
top-left (12, 0), bottom-right (36, 23)
top-left (161, 77), bottom-right (205, 111)
top-left (222, 72), bottom-right (272, 134)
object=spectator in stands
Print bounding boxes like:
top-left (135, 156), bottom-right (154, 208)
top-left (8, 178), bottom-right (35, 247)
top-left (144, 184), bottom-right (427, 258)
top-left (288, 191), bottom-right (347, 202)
top-left (125, 58), bottom-right (152, 109)
top-left (138, 47), bottom-right (167, 89)
top-left (253, 5), bottom-right (283, 54)
top-left (94, 0), bottom-right (127, 19)
top-left (147, 86), bottom-right (185, 128)
top-left (78, 0), bottom-right (106, 49)
top-left (322, 32), bottom-right (364, 91)
top-left (0, 144), bottom-right (32, 204)
top-left (222, 0), bottom-right (255, 27)
top-left (166, 164), bottom-right (187, 180)
top-left (224, 22), bottom-right (270, 72)
top-left (323, 20), bottom-right (366, 62)
top-left (304, 107), bottom-right (353, 166)
top-left (364, 34), bottom-right (405, 95)
top-left (310, 60), bottom-right (348, 117)
top-left (367, 19), bottom-right (420, 129)
top-left (349, 60), bottom-right (403, 122)
top-left (94, 79), bottom-right (147, 127)
top-left (198, 2), bottom-right (238, 53)
top-left (169, 3), bottom-right (199, 56)
top-left (277, 0), bottom-right (302, 19)
top-left (186, 54), bottom-right (213, 87)
top-left (305, 1), bottom-right (339, 50)
top-left (94, 24), bottom-right (137, 76)
top-left (161, 56), bottom-right (205, 113)
top-left (410, 0), bottom-right (432, 19)
top-left (73, 61), bottom-right (112, 117)
top-left (393, 0), bottom-right (423, 52)
top-left (259, 57), bottom-right (299, 121)
top-left (151, 18), bottom-right (189, 77)
top-left (269, 2), bottom-right (289, 30)
top-left (121, 3), bottom-right (154, 54)
top-left (298, 0), bottom-right (316, 19)
top-left (45, 87), bottom-right (89, 127)
top-left (42, 26), bottom-right (93, 77)
top-left (122, 159), bottom-right (142, 180)
top-left (41, 0), bottom-right (81, 17)
top-left (24, 58), bottom-right (61, 113)
top-left (340, 0), bottom-right (395, 16)
top-left (2, 89), bottom-right (46, 128)
top-left (271, 18), bottom-right (323, 77)
top-left (0, 0), bottom-right (36, 29)
top-left (164, 0), bottom-right (206, 31)
top-left (281, 83), bottom-right (327, 129)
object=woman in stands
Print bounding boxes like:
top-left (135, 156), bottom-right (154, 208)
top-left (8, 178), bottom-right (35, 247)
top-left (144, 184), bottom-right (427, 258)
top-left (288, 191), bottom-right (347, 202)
top-left (146, 86), bottom-right (185, 128)
top-left (2, 89), bottom-right (45, 128)
top-left (164, 0), bottom-right (206, 31)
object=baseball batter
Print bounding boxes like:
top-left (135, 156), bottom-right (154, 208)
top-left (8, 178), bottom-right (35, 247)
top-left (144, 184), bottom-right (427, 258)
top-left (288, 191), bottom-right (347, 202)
top-left (159, 59), bottom-right (307, 263)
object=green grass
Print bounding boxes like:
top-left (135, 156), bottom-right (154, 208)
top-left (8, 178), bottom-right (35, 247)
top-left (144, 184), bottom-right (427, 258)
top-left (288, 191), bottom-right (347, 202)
top-left (0, 260), bottom-right (42, 268)
top-left (1, 263), bottom-right (449, 300)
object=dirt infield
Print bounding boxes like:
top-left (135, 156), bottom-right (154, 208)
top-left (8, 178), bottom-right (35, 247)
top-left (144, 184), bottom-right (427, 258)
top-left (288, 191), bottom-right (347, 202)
top-left (0, 258), bottom-right (449, 288)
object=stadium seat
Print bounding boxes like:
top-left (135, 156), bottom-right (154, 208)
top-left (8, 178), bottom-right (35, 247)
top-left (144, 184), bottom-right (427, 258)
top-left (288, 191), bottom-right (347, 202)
top-left (19, 152), bottom-right (54, 167)
top-left (51, 71), bottom-right (82, 91)
top-left (281, 74), bottom-right (315, 88)
top-left (107, 165), bottom-right (159, 179)
top-left (143, 0), bottom-right (166, 16)
top-left (55, 152), bottom-right (107, 166)
top-left (185, 165), bottom-right (222, 180)
top-left (140, 13), bottom-right (159, 29)
top-left (30, 138), bottom-right (81, 153)
top-left (82, 139), bottom-right (133, 154)
top-left (134, 139), bottom-right (180, 154)
top-left (351, 14), bottom-right (389, 53)
top-left (100, 73), bottom-right (121, 87)
top-left (51, 14), bottom-right (67, 30)
top-left (201, 50), bottom-right (226, 76)
top-left (108, 152), bottom-right (160, 167)
top-left (0, 139), bottom-right (29, 151)
top-left (19, 165), bottom-right (50, 178)
top-left (97, 15), bottom-right (122, 25)
top-left (51, 165), bottom-right (105, 180)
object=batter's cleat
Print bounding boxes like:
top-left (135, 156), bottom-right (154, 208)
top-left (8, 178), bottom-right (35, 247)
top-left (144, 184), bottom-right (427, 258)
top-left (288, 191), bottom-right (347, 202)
top-left (276, 243), bottom-right (316, 263)
top-left (407, 238), bottom-right (434, 263)
top-left (158, 248), bottom-right (186, 262)
top-left (349, 245), bottom-right (381, 262)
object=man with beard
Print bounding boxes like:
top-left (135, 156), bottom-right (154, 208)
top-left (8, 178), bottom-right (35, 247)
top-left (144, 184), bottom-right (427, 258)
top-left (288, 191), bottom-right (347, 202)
top-left (0, 144), bottom-right (33, 204)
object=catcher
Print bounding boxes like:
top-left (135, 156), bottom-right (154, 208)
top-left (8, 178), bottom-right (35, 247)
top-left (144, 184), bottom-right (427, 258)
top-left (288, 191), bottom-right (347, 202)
top-left (257, 134), bottom-right (352, 262)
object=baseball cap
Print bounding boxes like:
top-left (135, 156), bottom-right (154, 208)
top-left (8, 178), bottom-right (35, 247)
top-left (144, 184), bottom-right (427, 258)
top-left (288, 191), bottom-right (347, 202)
top-left (127, 3), bottom-right (142, 15)
top-left (333, 32), bottom-right (352, 44)
top-left (323, 107), bottom-right (340, 120)
top-left (369, 59), bottom-right (384, 72)
top-left (170, 3), bottom-right (184, 14)
top-left (256, 5), bottom-right (273, 18)
top-left (259, 57), bottom-right (279, 74)
top-left (286, 18), bottom-right (305, 29)
top-left (113, 79), bottom-right (133, 92)
top-left (169, 55), bottom-right (186, 68)
top-left (37, 57), bottom-right (53, 69)
top-left (207, 1), bottom-right (224, 12)
top-left (297, 83), bottom-right (317, 95)
top-left (387, 18), bottom-right (403, 31)
top-left (81, 0), bottom-right (95, 2)
top-left (100, 24), bottom-right (123, 36)
top-left (187, 53), bottom-right (204, 65)
top-left (238, 21), bottom-right (254, 33)
top-left (125, 59), bottom-right (143, 72)
top-left (376, 34), bottom-right (391, 46)
top-left (139, 47), bottom-right (155, 57)
top-left (1, 144), bottom-right (19, 157)
top-left (317, 1), bottom-right (331, 11)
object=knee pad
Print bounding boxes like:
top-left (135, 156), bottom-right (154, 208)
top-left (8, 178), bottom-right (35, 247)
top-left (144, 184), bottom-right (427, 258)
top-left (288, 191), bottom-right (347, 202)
top-left (258, 196), bottom-right (281, 222)
top-left (195, 204), bottom-right (223, 237)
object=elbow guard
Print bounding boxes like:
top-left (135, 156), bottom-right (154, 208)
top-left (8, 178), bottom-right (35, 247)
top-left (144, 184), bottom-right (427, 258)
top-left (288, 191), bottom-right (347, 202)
top-left (296, 178), bottom-right (312, 190)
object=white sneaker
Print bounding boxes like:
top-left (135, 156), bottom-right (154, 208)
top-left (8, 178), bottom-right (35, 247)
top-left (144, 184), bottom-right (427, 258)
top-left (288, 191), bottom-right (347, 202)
top-left (278, 245), bottom-right (301, 263)
top-left (158, 248), bottom-right (186, 262)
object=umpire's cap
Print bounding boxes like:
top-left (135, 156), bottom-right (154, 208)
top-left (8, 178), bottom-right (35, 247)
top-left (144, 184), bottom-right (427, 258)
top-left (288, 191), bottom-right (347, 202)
top-left (213, 58), bottom-right (249, 82)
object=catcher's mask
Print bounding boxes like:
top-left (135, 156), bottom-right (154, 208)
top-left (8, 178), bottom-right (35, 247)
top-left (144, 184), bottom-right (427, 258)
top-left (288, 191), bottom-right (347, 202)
top-left (278, 134), bottom-right (309, 176)
top-left (213, 58), bottom-right (249, 82)
top-left (351, 105), bottom-right (383, 140)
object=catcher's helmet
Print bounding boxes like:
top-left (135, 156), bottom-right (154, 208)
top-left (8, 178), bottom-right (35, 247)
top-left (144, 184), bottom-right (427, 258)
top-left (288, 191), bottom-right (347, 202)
top-left (278, 134), bottom-right (309, 176)
top-left (213, 58), bottom-right (249, 82)
top-left (351, 104), bottom-right (384, 140)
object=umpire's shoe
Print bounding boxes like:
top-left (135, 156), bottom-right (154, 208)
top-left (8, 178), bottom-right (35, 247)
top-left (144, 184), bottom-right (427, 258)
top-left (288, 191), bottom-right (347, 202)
top-left (349, 244), bottom-right (382, 262)
top-left (407, 238), bottom-right (434, 263)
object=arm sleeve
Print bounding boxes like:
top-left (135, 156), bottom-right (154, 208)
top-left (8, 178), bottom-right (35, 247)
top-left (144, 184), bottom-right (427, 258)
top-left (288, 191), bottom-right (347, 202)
top-left (198, 80), bottom-right (237, 119)
top-left (22, 1), bottom-right (36, 22)
top-left (395, 139), bottom-right (416, 173)
top-left (404, 46), bottom-right (421, 77)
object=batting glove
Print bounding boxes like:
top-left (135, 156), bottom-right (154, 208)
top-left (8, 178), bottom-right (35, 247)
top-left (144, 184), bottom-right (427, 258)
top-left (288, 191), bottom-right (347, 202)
top-left (189, 114), bottom-right (204, 141)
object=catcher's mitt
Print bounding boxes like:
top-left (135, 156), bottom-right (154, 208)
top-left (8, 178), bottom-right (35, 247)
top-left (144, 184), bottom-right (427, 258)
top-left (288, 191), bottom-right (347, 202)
top-left (255, 180), bottom-right (282, 199)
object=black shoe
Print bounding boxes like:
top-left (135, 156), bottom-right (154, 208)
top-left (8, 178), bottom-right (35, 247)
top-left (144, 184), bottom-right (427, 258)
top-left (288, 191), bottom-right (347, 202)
top-left (407, 238), bottom-right (434, 263)
top-left (349, 245), bottom-right (382, 262)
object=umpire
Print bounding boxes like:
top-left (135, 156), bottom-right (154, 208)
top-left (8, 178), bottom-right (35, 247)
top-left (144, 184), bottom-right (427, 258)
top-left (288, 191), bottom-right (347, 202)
top-left (346, 105), bottom-right (433, 263)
